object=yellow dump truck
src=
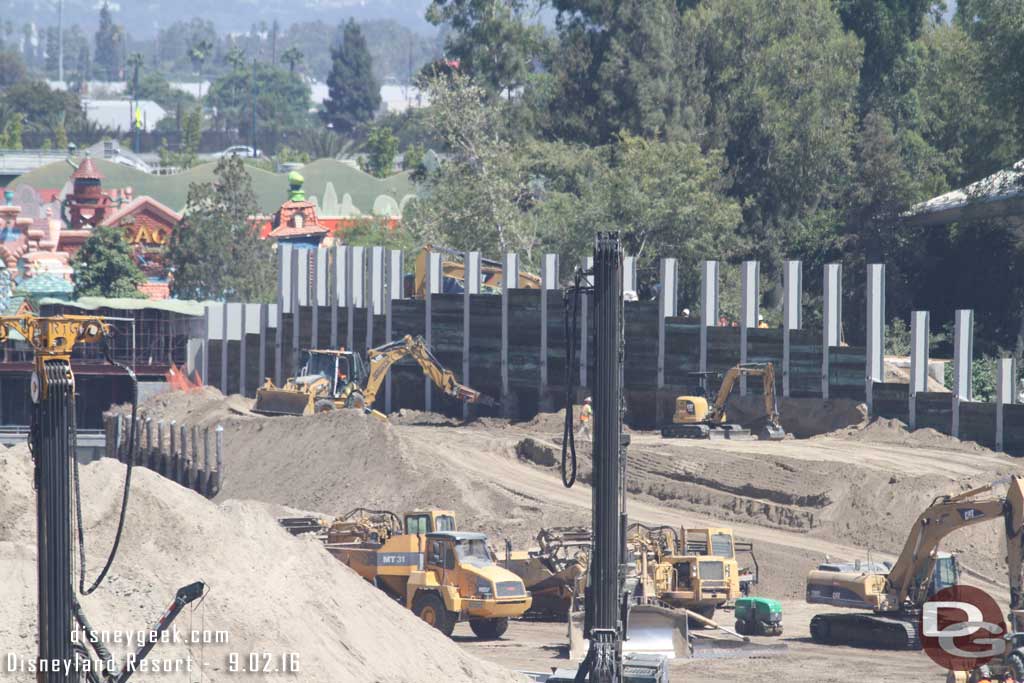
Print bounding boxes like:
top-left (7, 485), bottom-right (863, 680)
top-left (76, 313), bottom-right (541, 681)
top-left (323, 509), bottom-right (531, 638)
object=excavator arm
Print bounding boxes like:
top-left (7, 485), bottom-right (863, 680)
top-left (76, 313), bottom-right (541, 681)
top-left (362, 334), bottom-right (497, 409)
top-left (707, 363), bottom-right (782, 434)
top-left (886, 476), bottom-right (1024, 609)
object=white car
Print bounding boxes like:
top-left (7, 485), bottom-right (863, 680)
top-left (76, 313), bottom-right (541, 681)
top-left (214, 145), bottom-right (261, 159)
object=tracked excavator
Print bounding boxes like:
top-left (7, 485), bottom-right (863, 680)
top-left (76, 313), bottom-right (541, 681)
top-left (253, 334), bottom-right (496, 416)
top-left (660, 362), bottom-right (786, 440)
top-left (806, 475), bottom-right (1024, 650)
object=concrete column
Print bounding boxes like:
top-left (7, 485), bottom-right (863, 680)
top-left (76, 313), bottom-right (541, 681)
top-left (346, 246), bottom-right (365, 351)
top-left (501, 252), bottom-right (519, 412)
top-left (310, 248), bottom-right (320, 349)
top-left (952, 309), bottom-right (974, 438)
top-left (462, 251), bottom-right (481, 419)
top-left (865, 264), bottom-right (885, 415)
top-left (580, 257), bottom-right (594, 388)
top-left (312, 246), bottom-right (328, 349)
top-left (782, 260), bottom-right (802, 397)
top-left (657, 258), bottom-right (677, 388)
top-left (239, 304), bottom-right (247, 396)
top-left (384, 249), bottom-right (403, 414)
top-left (700, 260), bottom-right (719, 374)
top-left (366, 246), bottom-right (385, 352)
top-left (275, 243), bottom-right (293, 385)
top-left (220, 303), bottom-right (230, 393)
top-left (909, 310), bottom-right (930, 430)
top-left (997, 357), bottom-right (1016, 452)
top-left (822, 263), bottom-right (842, 399)
top-left (540, 253), bottom-right (559, 389)
top-left (424, 251), bottom-right (442, 411)
top-left (623, 255), bottom-right (637, 296)
top-left (739, 260), bottom-right (759, 395)
top-left (332, 244), bottom-right (347, 349)
top-left (292, 248), bottom-right (305, 375)
top-left (202, 304), bottom-right (214, 387)
top-left (258, 303), bottom-right (269, 386)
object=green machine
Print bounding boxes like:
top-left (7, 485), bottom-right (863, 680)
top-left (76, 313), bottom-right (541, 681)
top-left (734, 597), bottom-right (783, 636)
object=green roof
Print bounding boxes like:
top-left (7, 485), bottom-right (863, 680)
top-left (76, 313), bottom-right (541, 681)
top-left (38, 296), bottom-right (210, 316)
top-left (17, 274), bottom-right (74, 295)
top-left (10, 158), bottom-right (416, 215)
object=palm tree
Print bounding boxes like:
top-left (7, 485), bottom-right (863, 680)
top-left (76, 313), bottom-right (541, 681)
top-left (126, 52), bottom-right (143, 98)
top-left (188, 37), bottom-right (213, 98)
top-left (280, 46), bottom-right (303, 75)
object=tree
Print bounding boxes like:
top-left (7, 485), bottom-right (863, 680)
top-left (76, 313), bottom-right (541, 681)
top-left (321, 19), bottom-right (380, 134)
top-left (0, 51), bottom-right (27, 88)
top-left (360, 126), bottom-right (398, 177)
top-left (280, 46), bottom-right (303, 75)
top-left (94, 2), bottom-right (123, 81)
top-left (1, 81), bottom-right (85, 142)
top-left (426, 0), bottom-right (543, 98)
top-left (70, 224), bottom-right (145, 298)
top-left (0, 111), bottom-right (24, 149)
top-left (206, 62), bottom-right (310, 152)
top-left (188, 37), bottom-right (214, 95)
top-left (166, 156), bottom-right (276, 302)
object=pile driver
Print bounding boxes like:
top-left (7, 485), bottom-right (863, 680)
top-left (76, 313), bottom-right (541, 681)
top-left (0, 315), bottom-right (204, 683)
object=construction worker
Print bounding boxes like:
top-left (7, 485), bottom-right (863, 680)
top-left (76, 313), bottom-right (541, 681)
top-left (758, 315), bottom-right (769, 329)
top-left (578, 397), bottom-right (593, 439)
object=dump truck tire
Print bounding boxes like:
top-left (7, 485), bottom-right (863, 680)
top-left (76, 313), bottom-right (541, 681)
top-left (314, 399), bottom-right (335, 413)
top-left (413, 593), bottom-right (455, 637)
top-left (469, 618), bottom-right (509, 640)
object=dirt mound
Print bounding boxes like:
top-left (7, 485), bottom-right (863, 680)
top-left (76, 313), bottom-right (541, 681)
top-left (723, 396), bottom-right (867, 438)
top-left (0, 446), bottom-right (520, 683)
top-left (826, 416), bottom-right (992, 453)
top-left (135, 386), bottom-right (255, 427)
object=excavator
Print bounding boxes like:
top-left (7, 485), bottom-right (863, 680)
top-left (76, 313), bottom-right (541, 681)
top-left (806, 475), bottom-right (1024, 653)
top-left (661, 362), bottom-right (786, 440)
top-left (408, 245), bottom-right (542, 298)
top-left (253, 334), bottom-right (496, 416)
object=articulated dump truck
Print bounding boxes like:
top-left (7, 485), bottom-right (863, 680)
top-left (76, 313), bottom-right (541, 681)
top-left (280, 508), bottom-right (531, 638)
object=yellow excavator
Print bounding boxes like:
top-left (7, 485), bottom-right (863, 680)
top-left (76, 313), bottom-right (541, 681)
top-left (661, 362), bottom-right (785, 440)
top-left (253, 334), bottom-right (496, 416)
top-left (806, 475), bottom-right (1024, 652)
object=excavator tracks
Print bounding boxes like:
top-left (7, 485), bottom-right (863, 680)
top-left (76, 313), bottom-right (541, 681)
top-left (809, 613), bottom-right (920, 650)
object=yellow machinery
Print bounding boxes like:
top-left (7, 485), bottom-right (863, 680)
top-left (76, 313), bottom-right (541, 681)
top-left (253, 334), bottom-right (495, 416)
top-left (309, 508), bottom-right (531, 639)
top-left (498, 526), bottom-right (591, 617)
top-left (410, 245), bottom-right (541, 298)
top-left (661, 362), bottom-right (785, 440)
top-left (806, 475), bottom-right (1024, 651)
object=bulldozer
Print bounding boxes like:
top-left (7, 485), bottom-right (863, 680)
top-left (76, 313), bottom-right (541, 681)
top-left (661, 362), bottom-right (786, 440)
top-left (253, 334), bottom-right (496, 416)
top-left (806, 475), bottom-right (1024, 652)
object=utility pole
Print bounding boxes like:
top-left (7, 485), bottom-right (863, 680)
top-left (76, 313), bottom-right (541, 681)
top-left (57, 0), bottom-right (63, 83)
top-left (250, 57), bottom-right (257, 157)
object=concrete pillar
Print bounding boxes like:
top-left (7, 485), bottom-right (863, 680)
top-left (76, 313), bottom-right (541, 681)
top-left (865, 264), bottom-right (885, 415)
top-left (202, 304), bottom-right (213, 387)
top-left (623, 255), bottom-right (637, 296)
top-left (312, 246), bottom-right (328, 349)
top-left (501, 253), bottom-right (519, 412)
top-left (258, 302), bottom-right (269, 386)
top-left (462, 251), bottom-right (481, 419)
top-left (239, 304), bottom-right (247, 396)
top-left (657, 258), bottom-right (677, 389)
top-left (997, 357), bottom-right (1016, 452)
top-left (540, 253), bottom-right (559, 389)
top-left (700, 260), bottom-right (719, 374)
top-left (580, 257), bottom-right (594, 388)
top-left (952, 309), bottom-right (974, 438)
top-left (275, 243), bottom-right (292, 385)
top-left (292, 248), bottom-right (306, 375)
top-left (384, 249), bottom-right (403, 414)
top-left (332, 245), bottom-right (348, 349)
top-left (822, 263), bottom-right (842, 399)
top-left (220, 303), bottom-right (229, 394)
top-left (346, 246), bottom-right (365, 351)
top-left (366, 246), bottom-right (385, 352)
top-left (909, 310), bottom-right (930, 430)
top-left (782, 260), bottom-right (802, 397)
top-left (424, 251), bottom-right (442, 411)
top-left (310, 248), bottom-right (320, 350)
top-left (739, 260), bottom-right (759, 395)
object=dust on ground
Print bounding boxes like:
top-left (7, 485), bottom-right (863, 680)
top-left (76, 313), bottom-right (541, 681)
top-left (0, 445), bottom-right (522, 683)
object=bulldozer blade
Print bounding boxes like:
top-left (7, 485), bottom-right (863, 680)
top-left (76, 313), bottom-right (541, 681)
top-left (624, 605), bottom-right (691, 659)
top-left (708, 427), bottom-right (753, 441)
top-left (252, 389), bottom-right (313, 416)
top-left (690, 635), bottom-right (788, 659)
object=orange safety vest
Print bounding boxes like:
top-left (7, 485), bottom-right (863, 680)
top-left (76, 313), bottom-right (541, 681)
top-left (580, 404), bottom-right (592, 422)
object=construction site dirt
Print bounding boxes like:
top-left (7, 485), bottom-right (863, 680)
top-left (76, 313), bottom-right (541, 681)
top-left (18, 387), bottom-right (1021, 682)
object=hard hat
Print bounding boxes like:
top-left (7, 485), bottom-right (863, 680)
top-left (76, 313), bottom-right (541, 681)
top-left (758, 314), bottom-right (764, 321)
top-left (682, 308), bottom-right (691, 316)
top-left (584, 397), bottom-right (592, 403)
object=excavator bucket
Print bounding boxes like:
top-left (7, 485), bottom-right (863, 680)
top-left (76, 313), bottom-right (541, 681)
top-left (569, 605), bottom-right (690, 661)
top-left (252, 387), bottom-right (314, 416)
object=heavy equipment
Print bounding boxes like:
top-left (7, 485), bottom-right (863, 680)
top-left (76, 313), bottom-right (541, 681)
top-left (498, 526), bottom-right (592, 617)
top-left (0, 315), bottom-right (204, 683)
top-left (284, 507), bottom-right (531, 639)
top-left (409, 244), bottom-right (542, 298)
top-left (660, 362), bottom-right (785, 440)
top-left (253, 334), bottom-right (496, 416)
top-left (807, 475), bottom-right (1024, 650)
top-left (734, 597), bottom-right (783, 636)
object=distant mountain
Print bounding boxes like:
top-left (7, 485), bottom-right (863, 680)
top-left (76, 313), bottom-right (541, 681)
top-left (10, 0), bottom-right (435, 37)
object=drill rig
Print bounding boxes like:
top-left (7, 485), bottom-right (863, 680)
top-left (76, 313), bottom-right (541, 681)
top-left (0, 315), bottom-right (204, 683)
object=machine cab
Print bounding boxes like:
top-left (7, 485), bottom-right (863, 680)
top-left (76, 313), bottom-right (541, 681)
top-left (928, 552), bottom-right (959, 597)
top-left (301, 350), bottom-right (367, 397)
top-left (404, 510), bottom-right (457, 535)
top-left (674, 397), bottom-right (708, 424)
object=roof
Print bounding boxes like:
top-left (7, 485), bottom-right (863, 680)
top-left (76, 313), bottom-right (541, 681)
top-left (906, 159), bottom-right (1024, 227)
top-left (99, 195), bottom-right (182, 228)
top-left (72, 157), bottom-right (103, 181)
top-left (81, 99), bottom-right (167, 133)
top-left (37, 296), bottom-right (209, 317)
top-left (16, 273), bottom-right (73, 295)
top-left (11, 158), bottom-right (416, 216)
top-left (425, 531), bottom-right (488, 542)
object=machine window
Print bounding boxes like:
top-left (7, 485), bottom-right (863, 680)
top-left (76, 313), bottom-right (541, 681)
top-left (436, 515), bottom-right (456, 531)
top-left (407, 515), bottom-right (430, 534)
top-left (711, 533), bottom-right (733, 558)
top-left (455, 539), bottom-right (492, 567)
